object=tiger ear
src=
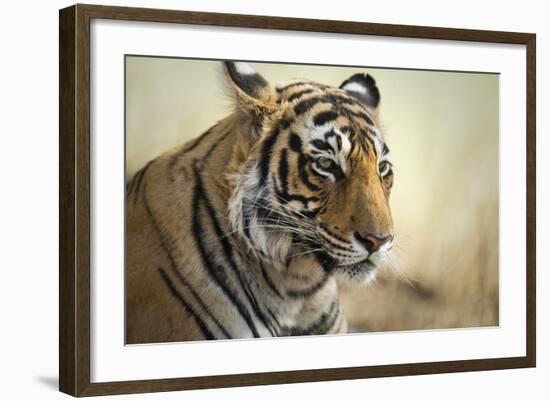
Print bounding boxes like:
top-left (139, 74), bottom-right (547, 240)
top-left (339, 73), bottom-right (380, 109)
top-left (223, 61), bottom-right (276, 115)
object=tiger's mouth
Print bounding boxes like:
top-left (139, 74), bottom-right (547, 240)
top-left (306, 245), bottom-right (378, 273)
top-left (336, 257), bottom-right (377, 272)
top-left (334, 258), bottom-right (380, 283)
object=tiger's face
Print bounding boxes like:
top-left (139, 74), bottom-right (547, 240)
top-left (226, 62), bottom-right (394, 283)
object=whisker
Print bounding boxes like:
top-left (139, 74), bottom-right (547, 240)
top-left (211, 224), bottom-right (317, 242)
top-left (290, 247), bottom-right (324, 257)
top-left (383, 251), bottom-right (415, 287)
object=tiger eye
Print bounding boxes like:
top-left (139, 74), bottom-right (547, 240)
top-left (317, 156), bottom-right (334, 170)
top-left (379, 161), bottom-right (391, 175)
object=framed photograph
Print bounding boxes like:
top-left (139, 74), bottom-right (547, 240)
top-left (59, 4), bottom-right (536, 397)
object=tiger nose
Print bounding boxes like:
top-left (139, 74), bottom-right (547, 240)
top-left (354, 233), bottom-right (393, 253)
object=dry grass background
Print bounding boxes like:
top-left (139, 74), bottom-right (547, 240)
top-left (126, 57), bottom-right (499, 332)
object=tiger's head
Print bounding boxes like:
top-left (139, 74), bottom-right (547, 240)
top-left (225, 62), bottom-right (394, 284)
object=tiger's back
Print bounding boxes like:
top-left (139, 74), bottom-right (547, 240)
top-left (126, 117), bottom-right (245, 342)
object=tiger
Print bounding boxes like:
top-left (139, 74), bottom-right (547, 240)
top-left (125, 61), bottom-right (394, 343)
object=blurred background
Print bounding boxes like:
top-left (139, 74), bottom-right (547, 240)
top-left (126, 56), bottom-right (499, 332)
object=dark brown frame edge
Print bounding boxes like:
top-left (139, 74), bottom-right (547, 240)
top-left (59, 3), bottom-right (536, 397)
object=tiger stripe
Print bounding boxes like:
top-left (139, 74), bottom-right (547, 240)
top-left (141, 181), bottom-right (231, 339)
top-left (191, 166), bottom-right (262, 338)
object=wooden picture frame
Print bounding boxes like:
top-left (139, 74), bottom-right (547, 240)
top-left (59, 3), bottom-right (536, 397)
